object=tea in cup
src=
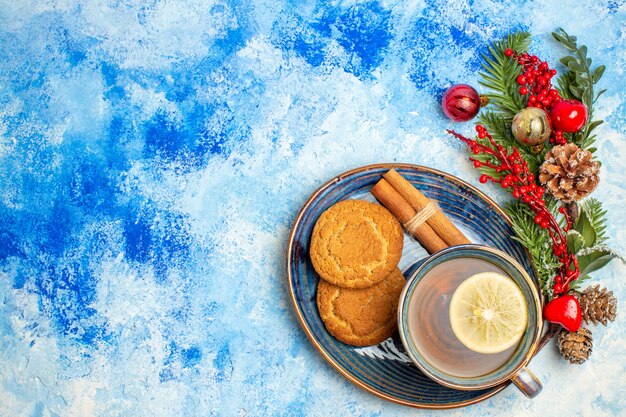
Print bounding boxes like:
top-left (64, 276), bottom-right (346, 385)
top-left (397, 245), bottom-right (543, 398)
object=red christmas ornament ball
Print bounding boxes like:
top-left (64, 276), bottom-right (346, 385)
top-left (442, 84), bottom-right (481, 122)
top-left (550, 99), bottom-right (588, 133)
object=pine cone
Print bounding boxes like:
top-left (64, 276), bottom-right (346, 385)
top-left (539, 143), bottom-right (599, 202)
top-left (557, 327), bottom-right (593, 364)
top-left (579, 285), bottom-right (617, 326)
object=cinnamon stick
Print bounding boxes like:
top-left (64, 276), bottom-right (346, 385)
top-left (371, 179), bottom-right (447, 254)
top-left (383, 169), bottom-right (470, 246)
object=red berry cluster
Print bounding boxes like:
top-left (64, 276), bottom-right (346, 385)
top-left (504, 48), bottom-right (567, 145)
top-left (448, 126), bottom-right (580, 297)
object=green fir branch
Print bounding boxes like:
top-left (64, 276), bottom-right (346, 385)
top-left (506, 200), bottom-right (561, 297)
top-left (552, 28), bottom-right (606, 154)
top-left (470, 31), bottom-right (614, 298)
top-left (478, 32), bottom-right (531, 122)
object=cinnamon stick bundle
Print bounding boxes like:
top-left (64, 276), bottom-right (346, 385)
top-left (383, 169), bottom-right (470, 246)
top-left (371, 179), bottom-right (448, 254)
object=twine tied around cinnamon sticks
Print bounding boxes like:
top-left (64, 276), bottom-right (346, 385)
top-left (403, 201), bottom-right (438, 236)
top-left (370, 169), bottom-right (470, 254)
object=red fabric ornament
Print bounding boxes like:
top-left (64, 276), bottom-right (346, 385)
top-left (543, 295), bottom-right (582, 332)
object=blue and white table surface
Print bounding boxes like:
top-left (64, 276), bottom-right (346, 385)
top-left (1, 1), bottom-right (625, 416)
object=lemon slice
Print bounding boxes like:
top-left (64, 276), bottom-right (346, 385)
top-left (449, 272), bottom-right (528, 354)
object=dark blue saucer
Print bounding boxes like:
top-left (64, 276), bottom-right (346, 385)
top-left (286, 164), bottom-right (538, 409)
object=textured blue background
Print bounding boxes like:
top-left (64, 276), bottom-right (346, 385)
top-left (1, 1), bottom-right (625, 416)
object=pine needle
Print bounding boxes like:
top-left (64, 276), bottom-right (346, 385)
top-left (478, 32), bottom-right (531, 121)
top-left (506, 200), bottom-right (561, 296)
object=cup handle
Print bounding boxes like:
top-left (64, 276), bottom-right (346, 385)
top-left (511, 366), bottom-right (542, 399)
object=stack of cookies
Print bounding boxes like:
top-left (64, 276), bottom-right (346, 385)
top-left (310, 199), bottom-right (405, 346)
